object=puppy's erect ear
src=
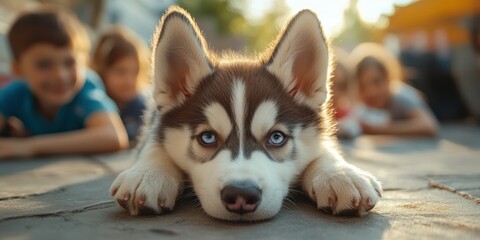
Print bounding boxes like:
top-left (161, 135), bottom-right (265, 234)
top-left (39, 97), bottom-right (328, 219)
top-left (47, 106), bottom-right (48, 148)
top-left (152, 6), bottom-right (213, 109)
top-left (265, 10), bottom-right (331, 110)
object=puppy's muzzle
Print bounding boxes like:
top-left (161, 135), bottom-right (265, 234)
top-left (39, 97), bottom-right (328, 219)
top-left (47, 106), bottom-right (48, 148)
top-left (221, 181), bottom-right (262, 215)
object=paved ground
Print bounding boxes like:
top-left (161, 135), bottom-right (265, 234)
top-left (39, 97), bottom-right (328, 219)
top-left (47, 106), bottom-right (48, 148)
top-left (0, 123), bottom-right (479, 240)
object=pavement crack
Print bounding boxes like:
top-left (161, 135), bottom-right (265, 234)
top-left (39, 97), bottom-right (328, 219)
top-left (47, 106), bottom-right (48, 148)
top-left (0, 201), bottom-right (115, 222)
top-left (0, 188), bottom-right (66, 201)
top-left (429, 181), bottom-right (480, 204)
top-left (149, 228), bottom-right (178, 236)
top-left (84, 156), bottom-right (116, 174)
top-left (382, 187), bottom-right (432, 192)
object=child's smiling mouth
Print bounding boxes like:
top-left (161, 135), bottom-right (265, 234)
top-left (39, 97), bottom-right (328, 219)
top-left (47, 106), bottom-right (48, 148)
top-left (42, 81), bottom-right (74, 95)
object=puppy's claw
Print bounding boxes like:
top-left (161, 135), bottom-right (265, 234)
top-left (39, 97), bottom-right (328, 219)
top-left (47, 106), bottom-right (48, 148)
top-left (351, 199), bottom-right (359, 208)
top-left (109, 163), bottom-right (183, 217)
top-left (305, 164), bottom-right (382, 217)
top-left (365, 204), bottom-right (374, 212)
top-left (328, 197), bottom-right (335, 209)
top-left (158, 198), bottom-right (165, 209)
top-left (117, 198), bottom-right (129, 211)
top-left (111, 187), bottom-right (118, 196)
top-left (375, 189), bottom-right (382, 198)
top-left (137, 195), bottom-right (146, 205)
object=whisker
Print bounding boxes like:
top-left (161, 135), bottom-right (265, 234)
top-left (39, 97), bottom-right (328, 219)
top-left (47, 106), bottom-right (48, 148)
top-left (177, 192), bottom-right (197, 201)
top-left (284, 196), bottom-right (296, 207)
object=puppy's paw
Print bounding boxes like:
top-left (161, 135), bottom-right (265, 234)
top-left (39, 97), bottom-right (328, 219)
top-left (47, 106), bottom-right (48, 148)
top-left (305, 164), bottom-right (382, 216)
top-left (109, 166), bottom-right (182, 215)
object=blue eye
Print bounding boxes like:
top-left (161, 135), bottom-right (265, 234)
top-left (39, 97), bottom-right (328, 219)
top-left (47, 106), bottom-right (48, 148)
top-left (268, 131), bottom-right (287, 146)
top-left (199, 131), bottom-right (217, 146)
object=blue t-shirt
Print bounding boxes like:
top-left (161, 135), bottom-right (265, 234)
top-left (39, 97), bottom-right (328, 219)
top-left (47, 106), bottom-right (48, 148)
top-left (0, 71), bottom-right (117, 136)
top-left (120, 94), bottom-right (146, 141)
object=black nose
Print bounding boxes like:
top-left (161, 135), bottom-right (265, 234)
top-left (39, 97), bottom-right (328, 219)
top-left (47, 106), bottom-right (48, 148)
top-left (221, 181), bottom-right (262, 214)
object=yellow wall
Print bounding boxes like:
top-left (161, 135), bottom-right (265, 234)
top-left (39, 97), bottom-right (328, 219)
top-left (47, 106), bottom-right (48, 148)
top-left (384, 0), bottom-right (480, 47)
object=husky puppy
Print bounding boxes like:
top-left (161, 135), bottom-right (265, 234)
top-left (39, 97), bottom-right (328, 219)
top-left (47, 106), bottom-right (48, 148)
top-left (110, 6), bottom-right (382, 221)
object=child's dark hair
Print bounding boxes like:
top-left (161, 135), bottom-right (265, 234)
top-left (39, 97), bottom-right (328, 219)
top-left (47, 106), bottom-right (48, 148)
top-left (356, 56), bottom-right (388, 79)
top-left (7, 6), bottom-right (89, 60)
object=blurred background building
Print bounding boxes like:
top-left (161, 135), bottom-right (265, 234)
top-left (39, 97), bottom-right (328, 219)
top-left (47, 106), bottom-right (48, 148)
top-left (381, 0), bottom-right (480, 119)
top-left (0, 0), bottom-right (479, 120)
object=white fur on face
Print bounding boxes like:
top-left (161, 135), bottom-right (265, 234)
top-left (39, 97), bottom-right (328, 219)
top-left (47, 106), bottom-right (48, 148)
top-left (251, 100), bottom-right (278, 141)
top-left (291, 125), bottom-right (322, 172)
top-left (232, 79), bottom-right (246, 156)
top-left (163, 126), bottom-right (192, 172)
top-left (190, 148), bottom-right (296, 221)
top-left (188, 125), bottom-right (322, 220)
top-left (160, 94), bottom-right (323, 221)
top-left (204, 102), bottom-right (232, 139)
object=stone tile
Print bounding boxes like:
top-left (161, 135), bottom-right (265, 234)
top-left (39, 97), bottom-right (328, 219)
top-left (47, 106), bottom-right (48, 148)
top-left (0, 175), bottom-right (116, 220)
top-left (464, 190), bottom-right (480, 199)
top-left (1, 123), bottom-right (479, 239)
top-left (340, 124), bottom-right (480, 191)
top-left (0, 157), bottom-right (110, 199)
top-left (428, 175), bottom-right (480, 203)
top-left (440, 123), bottom-right (480, 149)
top-left (428, 175), bottom-right (480, 191)
top-left (374, 189), bottom-right (480, 239)
top-left (1, 189), bottom-right (478, 240)
top-left (0, 157), bottom-right (60, 177)
top-left (88, 151), bottom-right (134, 173)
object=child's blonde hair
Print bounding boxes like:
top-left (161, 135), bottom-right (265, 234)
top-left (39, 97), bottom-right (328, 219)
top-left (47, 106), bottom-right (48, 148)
top-left (91, 26), bottom-right (150, 90)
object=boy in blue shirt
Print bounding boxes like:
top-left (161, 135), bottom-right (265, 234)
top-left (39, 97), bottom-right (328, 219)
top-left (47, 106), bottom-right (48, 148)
top-left (0, 7), bottom-right (128, 159)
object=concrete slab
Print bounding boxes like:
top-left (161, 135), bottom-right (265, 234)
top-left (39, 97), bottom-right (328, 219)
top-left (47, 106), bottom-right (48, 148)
top-left (0, 175), bottom-right (115, 220)
top-left (342, 124), bottom-right (480, 191)
top-left (88, 151), bottom-right (134, 173)
top-left (0, 123), bottom-right (479, 239)
top-left (428, 175), bottom-right (480, 203)
top-left (0, 189), bottom-right (478, 240)
top-left (465, 190), bottom-right (480, 200)
top-left (0, 156), bottom-right (110, 199)
top-left (428, 175), bottom-right (480, 191)
top-left (375, 189), bottom-right (480, 239)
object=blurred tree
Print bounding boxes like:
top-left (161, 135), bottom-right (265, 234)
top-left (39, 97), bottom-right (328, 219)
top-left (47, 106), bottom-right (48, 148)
top-left (246, 0), bottom-right (289, 53)
top-left (178, 0), bottom-right (248, 35)
top-left (178, 0), bottom-right (287, 53)
top-left (334, 0), bottom-right (377, 49)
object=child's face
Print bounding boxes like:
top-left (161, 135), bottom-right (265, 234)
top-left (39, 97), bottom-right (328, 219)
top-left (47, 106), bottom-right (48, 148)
top-left (13, 44), bottom-right (85, 107)
top-left (358, 66), bottom-right (390, 109)
top-left (104, 56), bottom-right (139, 103)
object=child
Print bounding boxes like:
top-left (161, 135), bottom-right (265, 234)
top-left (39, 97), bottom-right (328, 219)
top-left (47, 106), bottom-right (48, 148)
top-left (91, 27), bottom-right (148, 142)
top-left (331, 53), bottom-right (361, 139)
top-left (349, 43), bottom-right (438, 137)
top-left (0, 7), bottom-right (129, 159)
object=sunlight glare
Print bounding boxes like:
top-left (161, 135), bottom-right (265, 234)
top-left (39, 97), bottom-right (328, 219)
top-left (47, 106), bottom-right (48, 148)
top-left (245, 0), bottom-right (418, 37)
top-left (285, 0), bottom-right (349, 36)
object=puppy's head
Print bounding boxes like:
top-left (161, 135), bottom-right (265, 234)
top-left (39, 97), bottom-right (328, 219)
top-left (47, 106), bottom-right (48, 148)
top-left (153, 6), bottom-right (331, 221)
